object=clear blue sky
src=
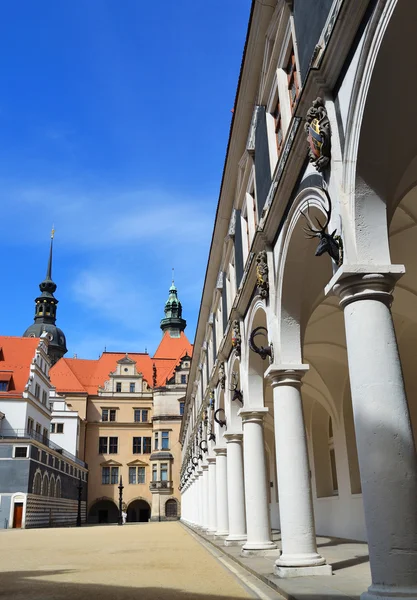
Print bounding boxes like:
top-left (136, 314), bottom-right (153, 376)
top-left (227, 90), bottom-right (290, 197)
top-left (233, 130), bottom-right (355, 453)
top-left (0, 0), bottom-right (251, 358)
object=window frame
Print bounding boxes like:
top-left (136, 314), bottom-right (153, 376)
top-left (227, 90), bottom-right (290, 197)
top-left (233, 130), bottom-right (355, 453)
top-left (109, 437), bottom-right (118, 454)
top-left (13, 446), bottom-right (28, 458)
top-left (99, 437), bottom-right (108, 454)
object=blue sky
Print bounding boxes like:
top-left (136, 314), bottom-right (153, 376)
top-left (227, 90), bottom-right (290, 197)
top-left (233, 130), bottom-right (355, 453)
top-left (0, 0), bottom-right (251, 358)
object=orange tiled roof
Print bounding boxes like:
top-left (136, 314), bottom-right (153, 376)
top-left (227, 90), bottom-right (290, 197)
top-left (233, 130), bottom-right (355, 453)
top-left (51, 332), bottom-right (193, 393)
top-left (0, 336), bottom-right (40, 395)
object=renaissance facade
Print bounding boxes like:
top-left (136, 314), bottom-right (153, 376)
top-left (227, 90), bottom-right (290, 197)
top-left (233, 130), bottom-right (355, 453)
top-left (179, 2), bottom-right (417, 600)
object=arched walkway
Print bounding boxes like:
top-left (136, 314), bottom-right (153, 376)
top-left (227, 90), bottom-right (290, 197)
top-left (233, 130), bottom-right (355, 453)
top-left (88, 499), bottom-right (119, 524)
top-left (127, 499), bottom-right (151, 523)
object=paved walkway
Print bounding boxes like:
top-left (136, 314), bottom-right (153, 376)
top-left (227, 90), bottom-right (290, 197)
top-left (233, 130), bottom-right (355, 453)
top-left (187, 525), bottom-right (371, 600)
top-left (0, 522), bottom-right (283, 600)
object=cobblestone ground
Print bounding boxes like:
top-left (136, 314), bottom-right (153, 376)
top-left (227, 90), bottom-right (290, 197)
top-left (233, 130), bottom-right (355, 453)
top-left (0, 522), bottom-right (255, 600)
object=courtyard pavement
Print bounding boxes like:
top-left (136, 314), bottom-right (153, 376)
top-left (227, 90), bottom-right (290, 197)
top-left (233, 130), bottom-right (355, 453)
top-left (0, 522), bottom-right (284, 600)
top-left (186, 525), bottom-right (372, 600)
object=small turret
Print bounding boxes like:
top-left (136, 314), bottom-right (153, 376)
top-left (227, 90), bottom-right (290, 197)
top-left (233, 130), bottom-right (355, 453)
top-left (160, 273), bottom-right (186, 338)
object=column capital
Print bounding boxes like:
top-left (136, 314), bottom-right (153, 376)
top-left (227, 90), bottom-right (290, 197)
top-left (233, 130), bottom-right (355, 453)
top-left (214, 446), bottom-right (227, 457)
top-left (325, 264), bottom-right (404, 308)
top-left (265, 364), bottom-right (309, 388)
top-left (224, 432), bottom-right (243, 443)
top-left (207, 457), bottom-right (216, 464)
top-left (238, 407), bottom-right (268, 424)
top-left (202, 464), bottom-right (209, 471)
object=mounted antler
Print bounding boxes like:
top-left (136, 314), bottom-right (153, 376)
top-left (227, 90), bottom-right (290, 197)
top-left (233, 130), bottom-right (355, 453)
top-left (208, 432), bottom-right (216, 443)
top-left (249, 326), bottom-right (273, 361)
top-left (229, 371), bottom-right (243, 404)
top-left (214, 408), bottom-right (226, 428)
top-left (199, 440), bottom-right (208, 453)
top-left (301, 188), bottom-right (343, 265)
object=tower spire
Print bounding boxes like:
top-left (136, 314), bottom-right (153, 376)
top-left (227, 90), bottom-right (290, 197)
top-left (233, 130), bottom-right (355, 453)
top-left (160, 274), bottom-right (186, 338)
top-left (23, 230), bottom-right (67, 365)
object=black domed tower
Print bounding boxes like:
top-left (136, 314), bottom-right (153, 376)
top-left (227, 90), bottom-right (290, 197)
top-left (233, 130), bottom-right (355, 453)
top-left (23, 230), bottom-right (67, 365)
top-left (160, 277), bottom-right (186, 338)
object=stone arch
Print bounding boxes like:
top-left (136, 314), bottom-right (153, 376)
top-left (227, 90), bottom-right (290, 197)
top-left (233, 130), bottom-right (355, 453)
top-left (242, 300), bottom-right (270, 409)
top-left (55, 476), bottom-right (62, 498)
top-left (164, 498), bottom-right (179, 519)
top-left (225, 354), bottom-right (243, 431)
top-left (127, 497), bottom-right (151, 523)
top-left (88, 497), bottom-right (119, 524)
top-left (49, 474), bottom-right (55, 497)
top-left (41, 472), bottom-right (49, 496)
top-left (32, 469), bottom-right (42, 495)
top-left (275, 186), bottom-right (334, 364)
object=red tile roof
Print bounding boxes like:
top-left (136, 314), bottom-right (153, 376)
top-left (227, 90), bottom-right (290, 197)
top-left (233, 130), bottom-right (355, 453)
top-left (0, 336), bottom-right (40, 395)
top-left (51, 332), bottom-right (193, 394)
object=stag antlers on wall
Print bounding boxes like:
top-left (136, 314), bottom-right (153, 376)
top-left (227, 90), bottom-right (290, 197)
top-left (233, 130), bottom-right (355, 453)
top-left (301, 188), bottom-right (343, 266)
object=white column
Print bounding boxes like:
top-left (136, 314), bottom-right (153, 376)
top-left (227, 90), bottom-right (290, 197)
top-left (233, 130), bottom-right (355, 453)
top-left (207, 457), bottom-right (217, 534)
top-left (239, 408), bottom-right (276, 553)
top-left (224, 433), bottom-right (246, 545)
top-left (267, 366), bottom-right (331, 576)
top-left (202, 464), bottom-right (209, 530)
top-left (331, 270), bottom-right (417, 600)
top-left (214, 447), bottom-right (229, 536)
top-left (196, 468), bottom-right (203, 527)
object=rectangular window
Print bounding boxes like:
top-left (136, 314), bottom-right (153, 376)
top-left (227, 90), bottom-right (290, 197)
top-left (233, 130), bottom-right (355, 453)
top-left (129, 466), bottom-right (136, 484)
top-left (286, 46), bottom-right (299, 111)
top-left (161, 431), bottom-right (169, 450)
top-left (99, 437), bottom-right (108, 454)
top-left (109, 437), bottom-right (118, 454)
top-left (42, 390), bottom-right (47, 405)
top-left (35, 423), bottom-right (42, 435)
top-left (43, 428), bottom-right (48, 442)
top-left (111, 466), bottom-right (119, 484)
top-left (130, 383), bottom-right (135, 393)
top-left (160, 463), bottom-right (168, 481)
top-left (102, 466), bottom-right (110, 484)
top-left (35, 383), bottom-right (40, 399)
top-left (14, 447), bottom-right (28, 458)
top-left (0, 381), bottom-right (8, 391)
top-left (102, 409), bottom-right (109, 422)
top-left (179, 401), bottom-right (184, 416)
top-left (27, 418), bottom-right (34, 433)
top-left (50, 423), bottom-right (56, 433)
top-left (134, 409), bottom-right (141, 422)
top-left (181, 374), bottom-right (187, 384)
top-left (116, 382), bottom-right (122, 393)
top-left (109, 409), bottom-right (116, 422)
top-left (152, 464), bottom-right (158, 481)
top-left (272, 96), bottom-right (284, 154)
top-left (133, 437), bottom-right (142, 454)
top-left (138, 466), bottom-right (145, 484)
top-left (141, 409), bottom-right (148, 422)
top-left (154, 432), bottom-right (159, 450)
top-left (56, 423), bottom-right (64, 434)
top-left (143, 437), bottom-right (151, 454)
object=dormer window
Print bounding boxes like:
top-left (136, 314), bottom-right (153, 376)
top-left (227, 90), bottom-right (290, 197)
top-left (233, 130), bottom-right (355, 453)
top-left (0, 381), bottom-right (8, 391)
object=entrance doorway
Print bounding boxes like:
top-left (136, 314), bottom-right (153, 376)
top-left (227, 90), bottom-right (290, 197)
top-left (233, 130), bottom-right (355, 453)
top-left (127, 499), bottom-right (151, 522)
top-left (13, 503), bottom-right (23, 528)
top-left (88, 500), bottom-right (119, 524)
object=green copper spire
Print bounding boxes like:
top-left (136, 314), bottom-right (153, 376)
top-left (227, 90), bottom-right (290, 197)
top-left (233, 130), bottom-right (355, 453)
top-left (160, 273), bottom-right (186, 338)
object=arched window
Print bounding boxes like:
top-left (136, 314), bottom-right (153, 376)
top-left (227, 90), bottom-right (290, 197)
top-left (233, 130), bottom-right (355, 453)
top-left (41, 473), bottom-right (49, 496)
top-left (165, 498), bottom-right (178, 518)
top-left (33, 471), bottom-right (42, 495)
top-left (55, 477), bottom-right (61, 498)
top-left (49, 476), bottom-right (55, 497)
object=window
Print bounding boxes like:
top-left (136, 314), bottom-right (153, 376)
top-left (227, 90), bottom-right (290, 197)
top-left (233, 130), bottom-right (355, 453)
top-left (111, 466), bottom-right (119, 484)
top-left (33, 472), bottom-right (42, 494)
top-left (152, 464), bottom-right (158, 481)
top-left (143, 437), bottom-right (151, 454)
top-left (35, 383), bottom-right (40, 399)
top-left (109, 437), bottom-right (118, 454)
top-left (129, 383), bottom-right (135, 393)
top-left (27, 418), bottom-right (34, 433)
top-left (134, 409), bottom-right (141, 422)
top-left (129, 466), bottom-right (145, 484)
top-left (161, 431), bottom-right (169, 450)
top-left (55, 478), bottom-right (61, 498)
top-left (141, 409), bottom-right (148, 422)
top-left (14, 446), bottom-right (28, 458)
top-left (0, 381), bottom-right (8, 391)
top-left (99, 437), bottom-right (108, 454)
top-left (35, 423), bottom-right (42, 435)
top-left (181, 374), bottom-right (187, 384)
top-left (134, 409), bottom-right (148, 422)
top-left (102, 466), bottom-right (110, 484)
top-left (133, 437), bottom-right (142, 454)
top-left (50, 423), bottom-right (55, 433)
top-left (272, 96), bottom-right (284, 154)
top-left (328, 418), bottom-right (338, 494)
top-left (286, 46), bottom-right (299, 111)
top-left (161, 462), bottom-right (168, 481)
top-left (116, 382), bottom-right (122, 393)
top-left (42, 390), bottom-right (47, 405)
top-left (165, 499), bottom-right (178, 518)
top-left (43, 428), bottom-right (48, 442)
top-left (56, 423), bottom-right (64, 434)
top-left (154, 432), bottom-right (159, 450)
top-left (109, 409), bottom-right (116, 422)
top-left (179, 402), bottom-right (185, 416)
top-left (49, 477), bottom-right (55, 497)
top-left (102, 409), bottom-right (109, 422)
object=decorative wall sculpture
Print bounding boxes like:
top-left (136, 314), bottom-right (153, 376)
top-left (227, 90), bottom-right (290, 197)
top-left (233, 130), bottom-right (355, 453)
top-left (305, 97), bottom-right (331, 172)
top-left (256, 251), bottom-right (269, 300)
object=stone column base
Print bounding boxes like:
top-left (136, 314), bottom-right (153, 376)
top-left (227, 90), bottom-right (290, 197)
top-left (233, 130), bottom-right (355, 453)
top-left (361, 585), bottom-right (417, 600)
top-left (241, 541), bottom-right (277, 556)
top-left (275, 564), bottom-right (332, 577)
top-left (224, 535), bottom-right (246, 547)
top-left (214, 530), bottom-right (228, 538)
